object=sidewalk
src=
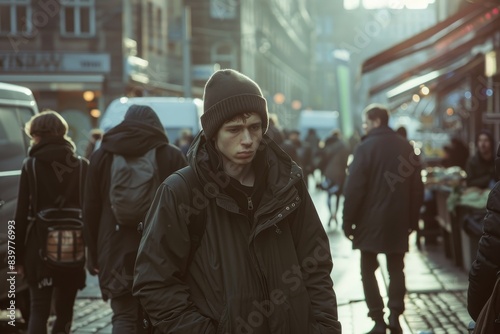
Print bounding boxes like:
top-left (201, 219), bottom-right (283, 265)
top-left (334, 232), bottom-right (472, 334)
top-left (2, 182), bottom-right (475, 334)
top-left (69, 233), bottom-right (472, 334)
top-left (68, 184), bottom-right (475, 334)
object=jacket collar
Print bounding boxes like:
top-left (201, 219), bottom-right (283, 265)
top-left (363, 126), bottom-right (395, 140)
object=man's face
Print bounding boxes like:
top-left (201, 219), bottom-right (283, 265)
top-left (363, 117), bottom-right (380, 134)
top-left (214, 113), bottom-right (263, 168)
top-left (477, 134), bottom-right (492, 158)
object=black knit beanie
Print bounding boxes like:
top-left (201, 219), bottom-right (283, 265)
top-left (201, 69), bottom-right (269, 139)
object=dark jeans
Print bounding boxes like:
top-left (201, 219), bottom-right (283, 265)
top-left (360, 251), bottom-right (406, 320)
top-left (110, 293), bottom-right (145, 334)
top-left (28, 285), bottom-right (78, 334)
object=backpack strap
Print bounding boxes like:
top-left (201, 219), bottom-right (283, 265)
top-left (173, 166), bottom-right (206, 269)
top-left (25, 157), bottom-right (37, 221)
top-left (56, 157), bottom-right (83, 210)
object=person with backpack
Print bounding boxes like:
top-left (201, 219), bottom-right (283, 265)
top-left (83, 105), bottom-right (187, 333)
top-left (15, 110), bottom-right (89, 334)
top-left (133, 69), bottom-right (342, 334)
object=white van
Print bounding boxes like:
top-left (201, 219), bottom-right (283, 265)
top-left (99, 97), bottom-right (203, 144)
top-left (297, 110), bottom-right (340, 141)
top-left (0, 82), bottom-right (38, 322)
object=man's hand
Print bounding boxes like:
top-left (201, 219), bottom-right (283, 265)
top-left (86, 257), bottom-right (99, 275)
top-left (343, 223), bottom-right (355, 240)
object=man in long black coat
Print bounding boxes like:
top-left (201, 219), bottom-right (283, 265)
top-left (342, 104), bottom-right (424, 334)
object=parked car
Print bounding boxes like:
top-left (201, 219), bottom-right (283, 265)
top-left (99, 96), bottom-right (203, 145)
top-left (0, 82), bottom-right (39, 325)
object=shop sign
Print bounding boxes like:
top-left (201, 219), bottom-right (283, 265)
top-left (0, 52), bottom-right (110, 73)
top-left (192, 64), bottom-right (216, 80)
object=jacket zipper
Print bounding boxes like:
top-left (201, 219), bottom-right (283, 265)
top-left (247, 196), bottom-right (254, 211)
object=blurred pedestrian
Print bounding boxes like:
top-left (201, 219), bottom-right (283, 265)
top-left (174, 128), bottom-right (195, 157)
top-left (342, 104), bottom-right (424, 334)
top-left (317, 130), bottom-right (350, 227)
top-left (467, 143), bottom-right (500, 321)
top-left (442, 137), bottom-right (469, 170)
top-left (83, 105), bottom-right (187, 333)
top-left (396, 126), bottom-right (407, 139)
top-left (267, 113), bottom-right (285, 145)
top-left (15, 110), bottom-right (89, 334)
top-left (84, 128), bottom-right (103, 159)
top-left (133, 69), bottom-right (342, 333)
top-left (465, 129), bottom-right (497, 189)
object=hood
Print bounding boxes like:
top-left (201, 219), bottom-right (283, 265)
top-left (29, 136), bottom-right (77, 162)
top-left (100, 105), bottom-right (168, 156)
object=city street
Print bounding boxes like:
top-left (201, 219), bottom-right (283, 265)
top-left (1, 175), bottom-right (473, 334)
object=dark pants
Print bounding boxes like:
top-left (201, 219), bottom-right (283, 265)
top-left (28, 285), bottom-right (78, 334)
top-left (360, 251), bottom-right (406, 320)
top-left (110, 293), bottom-right (145, 334)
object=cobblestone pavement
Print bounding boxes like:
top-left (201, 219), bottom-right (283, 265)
top-left (1, 179), bottom-right (475, 334)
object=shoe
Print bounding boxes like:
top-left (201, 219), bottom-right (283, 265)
top-left (366, 319), bottom-right (387, 334)
top-left (388, 314), bottom-right (402, 334)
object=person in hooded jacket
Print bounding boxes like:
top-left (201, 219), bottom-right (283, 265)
top-left (133, 69), bottom-right (342, 334)
top-left (467, 143), bottom-right (500, 321)
top-left (342, 104), bottom-right (424, 334)
top-left (15, 110), bottom-right (89, 334)
top-left (83, 105), bottom-right (187, 333)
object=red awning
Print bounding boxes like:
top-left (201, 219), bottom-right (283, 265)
top-left (361, 1), bottom-right (500, 75)
top-left (385, 53), bottom-right (484, 103)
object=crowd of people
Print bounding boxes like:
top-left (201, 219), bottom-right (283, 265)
top-left (12, 69), bottom-right (500, 334)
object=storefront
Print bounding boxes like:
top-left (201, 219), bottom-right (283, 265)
top-left (359, 0), bottom-right (500, 271)
top-left (361, 1), bottom-right (499, 159)
top-left (0, 52), bottom-right (110, 155)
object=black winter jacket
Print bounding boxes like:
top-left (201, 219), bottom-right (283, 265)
top-left (342, 126), bottom-right (424, 254)
top-left (83, 113), bottom-right (187, 300)
top-left (467, 182), bottom-right (500, 320)
top-left (15, 137), bottom-right (88, 289)
top-left (133, 132), bottom-right (342, 334)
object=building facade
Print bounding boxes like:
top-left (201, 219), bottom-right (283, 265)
top-left (0, 0), bottom-right (175, 153)
top-left (188, 0), bottom-right (315, 130)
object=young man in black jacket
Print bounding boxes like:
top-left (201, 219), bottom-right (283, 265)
top-left (133, 69), bottom-right (342, 334)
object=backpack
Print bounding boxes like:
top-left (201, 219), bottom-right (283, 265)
top-left (109, 148), bottom-right (160, 228)
top-left (138, 165), bottom-right (206, 333)
top-left (26, 157), bottom-right (86, 270)
top-left (472, 272), bottom-right (500, 333)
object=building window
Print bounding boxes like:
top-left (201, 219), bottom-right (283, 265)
top-left (156, 8), bottom-right (163, 54)
top-left (60, 0), bottom-right (95, 37)
top-left (211, 42), bottom-right (236, 69)
top-left (147, 2), bottom-right (153, 51)
top-left (210, 0), bottom-right (237, 20)
top-left (0, 0), bottom-right (32, 35)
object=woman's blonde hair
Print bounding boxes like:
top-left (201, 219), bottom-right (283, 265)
top-left (25, 110), bottom-right (69, 142)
